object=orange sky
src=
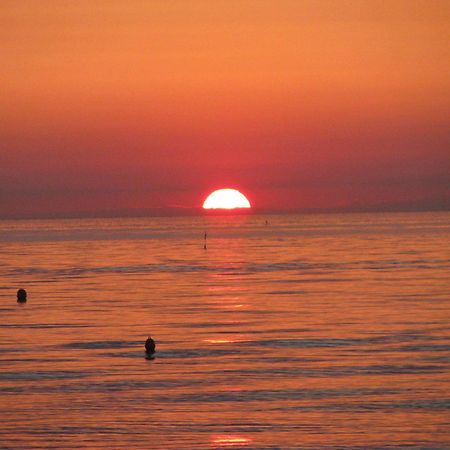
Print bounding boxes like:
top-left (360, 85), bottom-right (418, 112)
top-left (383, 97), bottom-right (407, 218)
top-left (1, 0), bottom-right (449, 217)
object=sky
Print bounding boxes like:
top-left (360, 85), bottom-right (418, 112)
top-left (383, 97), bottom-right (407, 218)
top-left (1, 0), bottom-right (449, 217)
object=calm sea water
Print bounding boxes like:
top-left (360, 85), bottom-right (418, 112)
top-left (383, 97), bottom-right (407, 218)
top-left (1, 212), bottom-right (449, 449)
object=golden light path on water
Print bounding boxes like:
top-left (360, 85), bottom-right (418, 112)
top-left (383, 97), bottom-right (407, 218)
top-left (0, 212), bottom-right (449, 449)
top-left (211, 434), bottom-right (252, 447)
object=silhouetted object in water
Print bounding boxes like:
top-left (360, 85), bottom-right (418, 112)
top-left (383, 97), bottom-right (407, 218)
top-left (204, 231), bottom-right (207, 250)
top-left (17, 289), bottom-right (27, 303)
top-left (145, 337), bottom-right (156, 355)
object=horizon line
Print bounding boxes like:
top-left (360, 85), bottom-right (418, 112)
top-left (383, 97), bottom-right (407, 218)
top-left (1, 203), bottom-right (449, 221)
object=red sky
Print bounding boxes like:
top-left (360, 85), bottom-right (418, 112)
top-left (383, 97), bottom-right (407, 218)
top-left (1, 0), bottom-right (449, 217)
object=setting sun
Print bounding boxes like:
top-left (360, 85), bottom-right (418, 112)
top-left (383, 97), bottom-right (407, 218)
top-left (203, 189), bottom-right (251, 210)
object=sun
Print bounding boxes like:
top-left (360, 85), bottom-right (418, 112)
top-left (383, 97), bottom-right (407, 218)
top-left (203, 188), bottom-right (251, 210)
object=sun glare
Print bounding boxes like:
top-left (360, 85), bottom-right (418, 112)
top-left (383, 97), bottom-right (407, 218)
top-left (203, 189), bottom-right (251, 210)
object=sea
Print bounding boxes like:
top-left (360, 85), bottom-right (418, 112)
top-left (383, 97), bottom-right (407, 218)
top-left (0, 212), bottom-right (449, 449)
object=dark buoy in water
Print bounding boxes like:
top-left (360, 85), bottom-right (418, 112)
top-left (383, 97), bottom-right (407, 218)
top-left (145, 336), bottom-right (156, 357)
top-left (203, 231), bottom-right (207, 250)
top-left (17, 289), bottom-right (27, 303)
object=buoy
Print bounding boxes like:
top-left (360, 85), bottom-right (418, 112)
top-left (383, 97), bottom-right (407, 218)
top-left (17, 289), bottom-right (27, 303)
top-left (145, 336), bottom-right (156, 355)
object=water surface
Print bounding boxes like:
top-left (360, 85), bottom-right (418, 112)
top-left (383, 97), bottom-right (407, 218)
top-left (1, 212), bottom-right (449, 448)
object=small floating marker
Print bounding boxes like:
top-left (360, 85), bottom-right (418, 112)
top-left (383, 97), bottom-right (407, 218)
top-left (145, 336), bottom-right (156, 358)
top-left (17, 289), bottom-right (27, 303)
top-left (204, 231), bottom-right (207, 250)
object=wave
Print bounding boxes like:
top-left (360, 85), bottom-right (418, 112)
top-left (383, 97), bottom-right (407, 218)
top-left (4, 258), bottom-right (449, 280)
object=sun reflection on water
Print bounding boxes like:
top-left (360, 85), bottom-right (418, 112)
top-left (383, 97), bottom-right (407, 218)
top-left (204, 339), bottom-right (234, 344)
top-left (203, 334), bottom-right (250, 344)
top-left (211, 434), bottom-right (251, 447)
